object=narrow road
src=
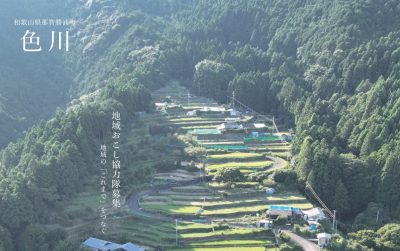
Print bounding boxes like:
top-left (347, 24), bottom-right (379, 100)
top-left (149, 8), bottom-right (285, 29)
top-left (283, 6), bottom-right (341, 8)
top-left (268, 156), bottom-right (286, 171)
top-left (283, 230), bottom-right (320, 251)
top-left (127, 189), bottom-right (174, 221)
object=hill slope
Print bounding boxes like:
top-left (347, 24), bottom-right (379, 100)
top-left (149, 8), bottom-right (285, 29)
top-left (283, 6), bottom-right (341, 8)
top-left (1, 0), bottom-right (400, 250)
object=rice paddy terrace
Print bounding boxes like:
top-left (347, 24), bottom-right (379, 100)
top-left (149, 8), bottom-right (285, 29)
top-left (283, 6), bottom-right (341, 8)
top-left (127, 83), bottom-right (313, 250)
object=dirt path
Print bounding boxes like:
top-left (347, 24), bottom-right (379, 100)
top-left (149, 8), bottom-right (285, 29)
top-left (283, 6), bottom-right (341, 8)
top-left (283, 230), bottom-right (320, 251)
top-left (268, 155), bottom-right (287, 171)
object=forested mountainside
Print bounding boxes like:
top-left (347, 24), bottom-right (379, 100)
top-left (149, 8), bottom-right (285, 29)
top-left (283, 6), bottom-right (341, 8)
top-left (0, 1), bottom-right (76, 148)
top-left (1, 0), bottom-right (400, 250)
top-left (166, 0), bottom-right (400, 221)
top-left (0, 0), bottom-right (191, 147)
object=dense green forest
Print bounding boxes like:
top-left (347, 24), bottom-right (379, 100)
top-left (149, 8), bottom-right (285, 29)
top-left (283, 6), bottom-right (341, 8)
top-left (1, 0), bottom-right (400, 250)
top-left (0, 1), bottom-right (79, 148)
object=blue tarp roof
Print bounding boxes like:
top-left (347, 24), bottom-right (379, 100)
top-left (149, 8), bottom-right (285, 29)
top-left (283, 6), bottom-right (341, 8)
top-left (82, 237), bottom-right (144, 251)
top-left (269, 205), bottom-right (301, 213)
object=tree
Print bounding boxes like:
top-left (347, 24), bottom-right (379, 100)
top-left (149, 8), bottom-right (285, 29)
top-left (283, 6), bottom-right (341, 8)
top-left (0, 188), bottom-right (34, 235)
top-left (17, 224), bottom-right (49, 251)
top-left (53, 240), bottom-right (80, 251)
top-left (379, 152), bottom-right (400, 214)
top-left (0, 225), bottom-right (14, 251)
top-left (323, 149), bottom-right (341, 204)
top-left (228, 71), bottom-right (272, 113)
top-left (360, 131), bottom-right (376, 157)
top-left (348, 229), bottom-right (378, 249)
top-left (307, 139), bottom-right (330, 196)
top-left (297, 136), bottom-right (313, 183)
top-left (274, 169), bottom-right (297, 185)
top-left (333, 179), bottom-right (350, 215)
top-left (194, 59), bottom-right (236, 102)
top-left (376, 224), bottom-right (400, 251)
top-left (213, 167), bottom-right (244, 183)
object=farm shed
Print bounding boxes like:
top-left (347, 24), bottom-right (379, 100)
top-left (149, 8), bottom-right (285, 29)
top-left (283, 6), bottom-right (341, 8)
top-left (303, 207), bottom-right (326, 221)
top-left (217, 122), bottom-right (241, 131)
top-left (197, 106), bottom-right (226, 117)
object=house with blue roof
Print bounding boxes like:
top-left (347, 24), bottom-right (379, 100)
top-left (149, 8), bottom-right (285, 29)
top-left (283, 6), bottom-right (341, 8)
top-left (267, 205), bottom-right (304, 220)
top-left (82, 237), bottom-right (144, 251)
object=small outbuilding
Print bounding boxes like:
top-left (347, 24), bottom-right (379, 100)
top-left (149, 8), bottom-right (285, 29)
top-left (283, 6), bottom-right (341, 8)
top-left (257, 219), bottom-right (273, 229)
top-left (186, 110), bottom-right (197, 116)
top-left (316, 232), bottom-right (332, 248)
top-left (226, 108), bottom-right (242, 117)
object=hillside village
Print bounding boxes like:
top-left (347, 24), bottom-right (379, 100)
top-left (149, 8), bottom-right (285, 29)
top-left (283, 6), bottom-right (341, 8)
top-left (109, 83), bottom-right (336, 250)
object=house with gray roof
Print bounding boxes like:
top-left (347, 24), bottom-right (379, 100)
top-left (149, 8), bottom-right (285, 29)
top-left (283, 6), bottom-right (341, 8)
top-left (82, 237), bottom-right (144, 251)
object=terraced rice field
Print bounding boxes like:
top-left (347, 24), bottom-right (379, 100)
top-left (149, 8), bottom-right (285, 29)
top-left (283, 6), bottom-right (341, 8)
top-left (153, 169), bottom-right (201, 182)
top-left (129, 84), bottom-right (309, 250)
top-left (141, 182), bottom-right (312, 217)
top-left (207, 161), bottom-right (273, 171)
top-left (138, 184), bottom-right (311, 248)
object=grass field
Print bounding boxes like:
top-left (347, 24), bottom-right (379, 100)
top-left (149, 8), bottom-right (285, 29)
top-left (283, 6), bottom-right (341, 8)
top-left (207, 161), bottom-right (273, 171)
top-left (266, 194), bottom-right (307, 202)
top-left (111, 216), bottom-right (177, 247)
top-left (170, 117), bottom-right (221, 122)
top-left (179, 228), bottom-right (269, 239)
top-left (208, 152), bottom-right (264, 159)
top-left (168, 247), bottom-right (276, 251)
top-left (141, 204), bottom-right (202, 215)
top-left (202, 205), bottom-right (269, 216)
top-left (187, 239), bottom-right (273, 246)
